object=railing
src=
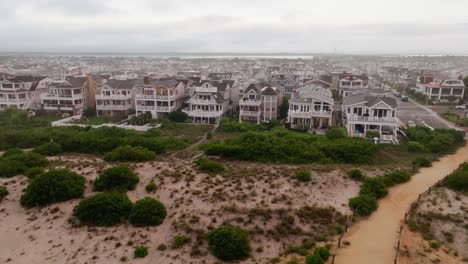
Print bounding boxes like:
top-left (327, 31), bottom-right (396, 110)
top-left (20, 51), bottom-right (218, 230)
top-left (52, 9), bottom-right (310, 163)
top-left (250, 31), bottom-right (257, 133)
top-left (347, 115), bottom-right (397, 123)
top-left (240, 110), bottom-right (261, 116)
top-left (135, 105), bottom-right (175, 112)
top-left (239, 99), bottom-right (261, 106)
top-left (135, 105), bottom-right (155, 110)
top-left (40, 94), bottom-right (76, 99)
top-left (188, 99), bottom-right (220, 105)
top-left (182, 109), bottom-right (223, 118)
top-left (96, 104), bottom-right (132, 110)
top-left (194, 86), bottom-right (217, 93)
top-left (0, 97), bottom-right (28, 103)
top-left (95, 94), bottom-right (132, 100)
top-left (288, 110), bottom-right (333, 118)
top-left (135, 94), bottom-right (174, 100)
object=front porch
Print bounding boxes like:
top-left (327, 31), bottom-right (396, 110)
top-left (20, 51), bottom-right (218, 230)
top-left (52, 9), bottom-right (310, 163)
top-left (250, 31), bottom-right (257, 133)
top-left (290, 117), bottom-right (331, 130)
top-left (347, 123), bottom-right (398, 143)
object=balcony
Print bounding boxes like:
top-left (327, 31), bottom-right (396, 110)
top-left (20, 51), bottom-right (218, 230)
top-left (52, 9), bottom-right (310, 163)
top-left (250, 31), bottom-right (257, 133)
top-left (288, 110), bottom-right (333, 118)
top-left (346, 114), bottom-right (397, 124)
top-left (135, 94), bottom-right (174, 100)
top-left (96, 94), bottom-right (132, 100)
top-left (135, 105), bottom-right (176, 112)
top-left (41, 93), bottom-right (81, 100)
top-left (96, 104), bottom-right (132, 111)
top-left (188, 99), bottom-right (220, 105)
top-left (240, 110), bottom-right (261, 117)
top-left (239, 99), bottom-right (261, 106)
top-left (182, 108), bottom-right (223, 118)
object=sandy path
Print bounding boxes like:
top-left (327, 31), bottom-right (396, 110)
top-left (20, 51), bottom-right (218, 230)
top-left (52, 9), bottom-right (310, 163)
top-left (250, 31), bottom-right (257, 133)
top-left (334, 143), bottom-right (468, 264)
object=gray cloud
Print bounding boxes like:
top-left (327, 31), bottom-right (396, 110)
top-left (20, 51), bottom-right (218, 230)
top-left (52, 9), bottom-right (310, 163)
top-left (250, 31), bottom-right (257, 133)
top-left (0, 0), bottom-right (467, 54)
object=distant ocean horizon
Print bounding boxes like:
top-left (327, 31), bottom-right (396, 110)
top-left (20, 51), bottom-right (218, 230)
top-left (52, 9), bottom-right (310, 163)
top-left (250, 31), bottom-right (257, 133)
top-left (0, 51), bottom-right (467, 58)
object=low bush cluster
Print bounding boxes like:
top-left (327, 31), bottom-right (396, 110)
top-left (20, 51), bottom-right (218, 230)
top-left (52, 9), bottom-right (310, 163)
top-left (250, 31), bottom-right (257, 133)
top-left (0, 186), bottom-right (8, 202)
top-left (172, 235), bottom-right (191, 249)
top-left (202, 129), bottom-right (376, 164)
top-left (133, 246), bottom-right (148, 258)
top-left (20, 169), bottom-right (85, 208)
top-left (168, 111), bottom-right (188, 123)
top-left (129, 197), bottom-right (167, 226)
top-left (305, 247), bottom-right (330, 264)
top-left (0, 151), bottom-right (48, 178)
top-left (347, 168), bottom-right (365, 181)
top-left (127, 112), bottom-right (152, 126)
top-left (104, 145), bottom-right (156, 162)
top-left (72, 192), bottom-right (133, 226)
top-left (194, 158), bottom-right (225, 174)
top-left (32, 141), bottom-right (63, 156)
top-left (145, 182), bottom-right (157, 193)
top-left (405, 126), bottom-right (464, 154)
top-left (0, 109), bottom-right (188, 155)
top-left (207, 225), bottom-right (251, 261)
top-left (350, 169), bottom-right (411, 216)
top-left (412, 156), bottom-right (432, 168)
top-left (295, 169), bottom-right (312, 182)
top-left (444, 162), bottom-right (468, 193)
top-left (93, 166), bottom-right (139, 192)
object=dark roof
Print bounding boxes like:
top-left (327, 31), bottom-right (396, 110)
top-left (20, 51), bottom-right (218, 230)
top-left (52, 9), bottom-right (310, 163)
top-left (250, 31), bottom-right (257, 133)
top-left (198, 80), bottom-right (230, 92)
top-left (207, 72), bottom-right (232, 79)
top-left (149, 78), bottom-right (180, 88)
top-left (105, 79), bottom-right (138, 89)
top-left (65, 76), bottom-right (88, 87)
top-left (245, 82), bottom-right (277, 93)
top-left (7, 75), bottom-right (47, 83)
top-left (261, 86), bottom-right (278, 96)
top-left (343, 94), bottom-right (397, 108)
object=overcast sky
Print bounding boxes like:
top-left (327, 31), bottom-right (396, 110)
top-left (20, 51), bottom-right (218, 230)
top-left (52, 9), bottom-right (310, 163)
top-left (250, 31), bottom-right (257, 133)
top-left (1, 0), bottom-right (468, 54)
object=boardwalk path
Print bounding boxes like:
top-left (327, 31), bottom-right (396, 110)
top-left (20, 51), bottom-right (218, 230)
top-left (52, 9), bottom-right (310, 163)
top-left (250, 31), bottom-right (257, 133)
top-left (335, 144), bottom-right (468, 264)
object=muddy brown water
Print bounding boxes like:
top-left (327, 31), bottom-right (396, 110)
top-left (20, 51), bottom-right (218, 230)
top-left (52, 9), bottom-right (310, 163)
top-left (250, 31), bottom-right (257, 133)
top-left (334, 144), bottom-right (468, 264)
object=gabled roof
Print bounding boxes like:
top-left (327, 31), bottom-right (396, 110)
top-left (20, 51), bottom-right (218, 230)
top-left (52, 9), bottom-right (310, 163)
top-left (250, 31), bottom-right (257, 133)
top-left (197, 80), bottom-right (230, 92)
top-left (343, 94), bottom-right (397, 108)
top-left (290, 87), bottom-right (333, 105)
top-left (149, 78), bottom-right (180, 88)
top-left (244, 81), bottom-right (277, 94)
top-left (261, 86), bottom-right (278, 96)
top-left (7, 75), bottom-right (47, 83)
top-left (105, 79), bottom-right (138, 90)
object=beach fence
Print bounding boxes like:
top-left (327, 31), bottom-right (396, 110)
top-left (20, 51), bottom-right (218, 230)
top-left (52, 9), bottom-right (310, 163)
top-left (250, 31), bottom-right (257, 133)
top-left (330, 215), bottom-right (353, 264)
top-left (392, 176), bottom-right (458, 264)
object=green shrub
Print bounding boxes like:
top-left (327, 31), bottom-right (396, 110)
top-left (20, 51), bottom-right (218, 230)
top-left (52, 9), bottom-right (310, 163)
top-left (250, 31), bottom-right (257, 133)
top-left (24, 167), bottom-right (44, 179)
top-left (406, 127), bottom-right (464, 154)
top-left (349, 195), bottom-right (378, 216)
top-left (145, 182), bottom-right (157, 193)
top-left (359, 178), bottom-right (388, 198)
top-left (172, 234), bottom-right (191, 249)
top-left (202, 130), bottom-right (376, 164)
top-left (314, 247), bottom-right (330, 261)
top-left (295, 169), bottom-right (312, 182)
top-left (347, 168), bottom-right (365, 181)
top-left (168, 111), bottom-right (188, 123)
top-left (194, 158), bottom-right (224, 174)
top-left (207, 225), bottom-right (251, 261)
top-left (0, 152), bottom-right (48, 178)
top-left (93, 166), bottom-right (139, 192)
top-left (20, 169), bottom-right (85, 208)
top-left (32, 141), bottom-right (63, 156)
top-left (0, 186), bottom-right (8, 202)
top-left (305, 253), bottom-right (324, 264)
top-left (104, 145), bottom-right (156, 162)
top-left (2, 148), bottom-right (24, 157)
top-left (129, 197), bottom-right (167, 227)
top-left (366, 131), bottom-right (380, 139)
top-left (444, 163), bottom-right (468, 193)
top-left (326, 127), bottom-right (346, 140)
top-left (286, 245), bottom-right (309, 256)
top-left (429, 241), bottom-right (440, 249)
top-left (72, 192), bottom-right (132, 226)
top-left (407, 141), bottom-right (429, 153)
top-left (134, 246), bottom-right (148, 258)
top-left (412, 156), bottom-right (432, 168)
top-left (380, 170), bottom-right (411, 187)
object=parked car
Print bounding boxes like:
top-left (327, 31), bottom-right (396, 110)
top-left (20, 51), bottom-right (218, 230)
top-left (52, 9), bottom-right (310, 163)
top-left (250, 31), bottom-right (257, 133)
top-left (407, 120), bottom-right (416, 127)
top-left (455, 104), bottom-right (466, 110)
top-left (401, 96), bottom-right (408, 102)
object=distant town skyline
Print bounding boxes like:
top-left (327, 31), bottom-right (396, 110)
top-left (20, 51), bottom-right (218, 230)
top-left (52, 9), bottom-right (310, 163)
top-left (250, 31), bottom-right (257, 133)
top-left (1, 0), bottom-right (468, 54)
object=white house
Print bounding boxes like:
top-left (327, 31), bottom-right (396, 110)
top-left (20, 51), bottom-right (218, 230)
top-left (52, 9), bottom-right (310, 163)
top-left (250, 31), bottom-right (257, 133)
top-left (239, 82), bottom-right (284, 124)
top-left (40, 76), bottom-right (90, 115)
top-left (0, 76), bottom-right (52, 110)
top-left (183, 80), bottom-right (237, 123)
top-left (287, 86), bottom-right (334, 132)
top-left (135, 78), bottom-right (187, 119)
top-left (419, 75), bottom-right (465, 102)
top-left (342, 94), bottom-right (399, 143)
top-left (95, 79), bottom-right (140, 118)
top-left (339, 74), bottom-right (369, 96)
